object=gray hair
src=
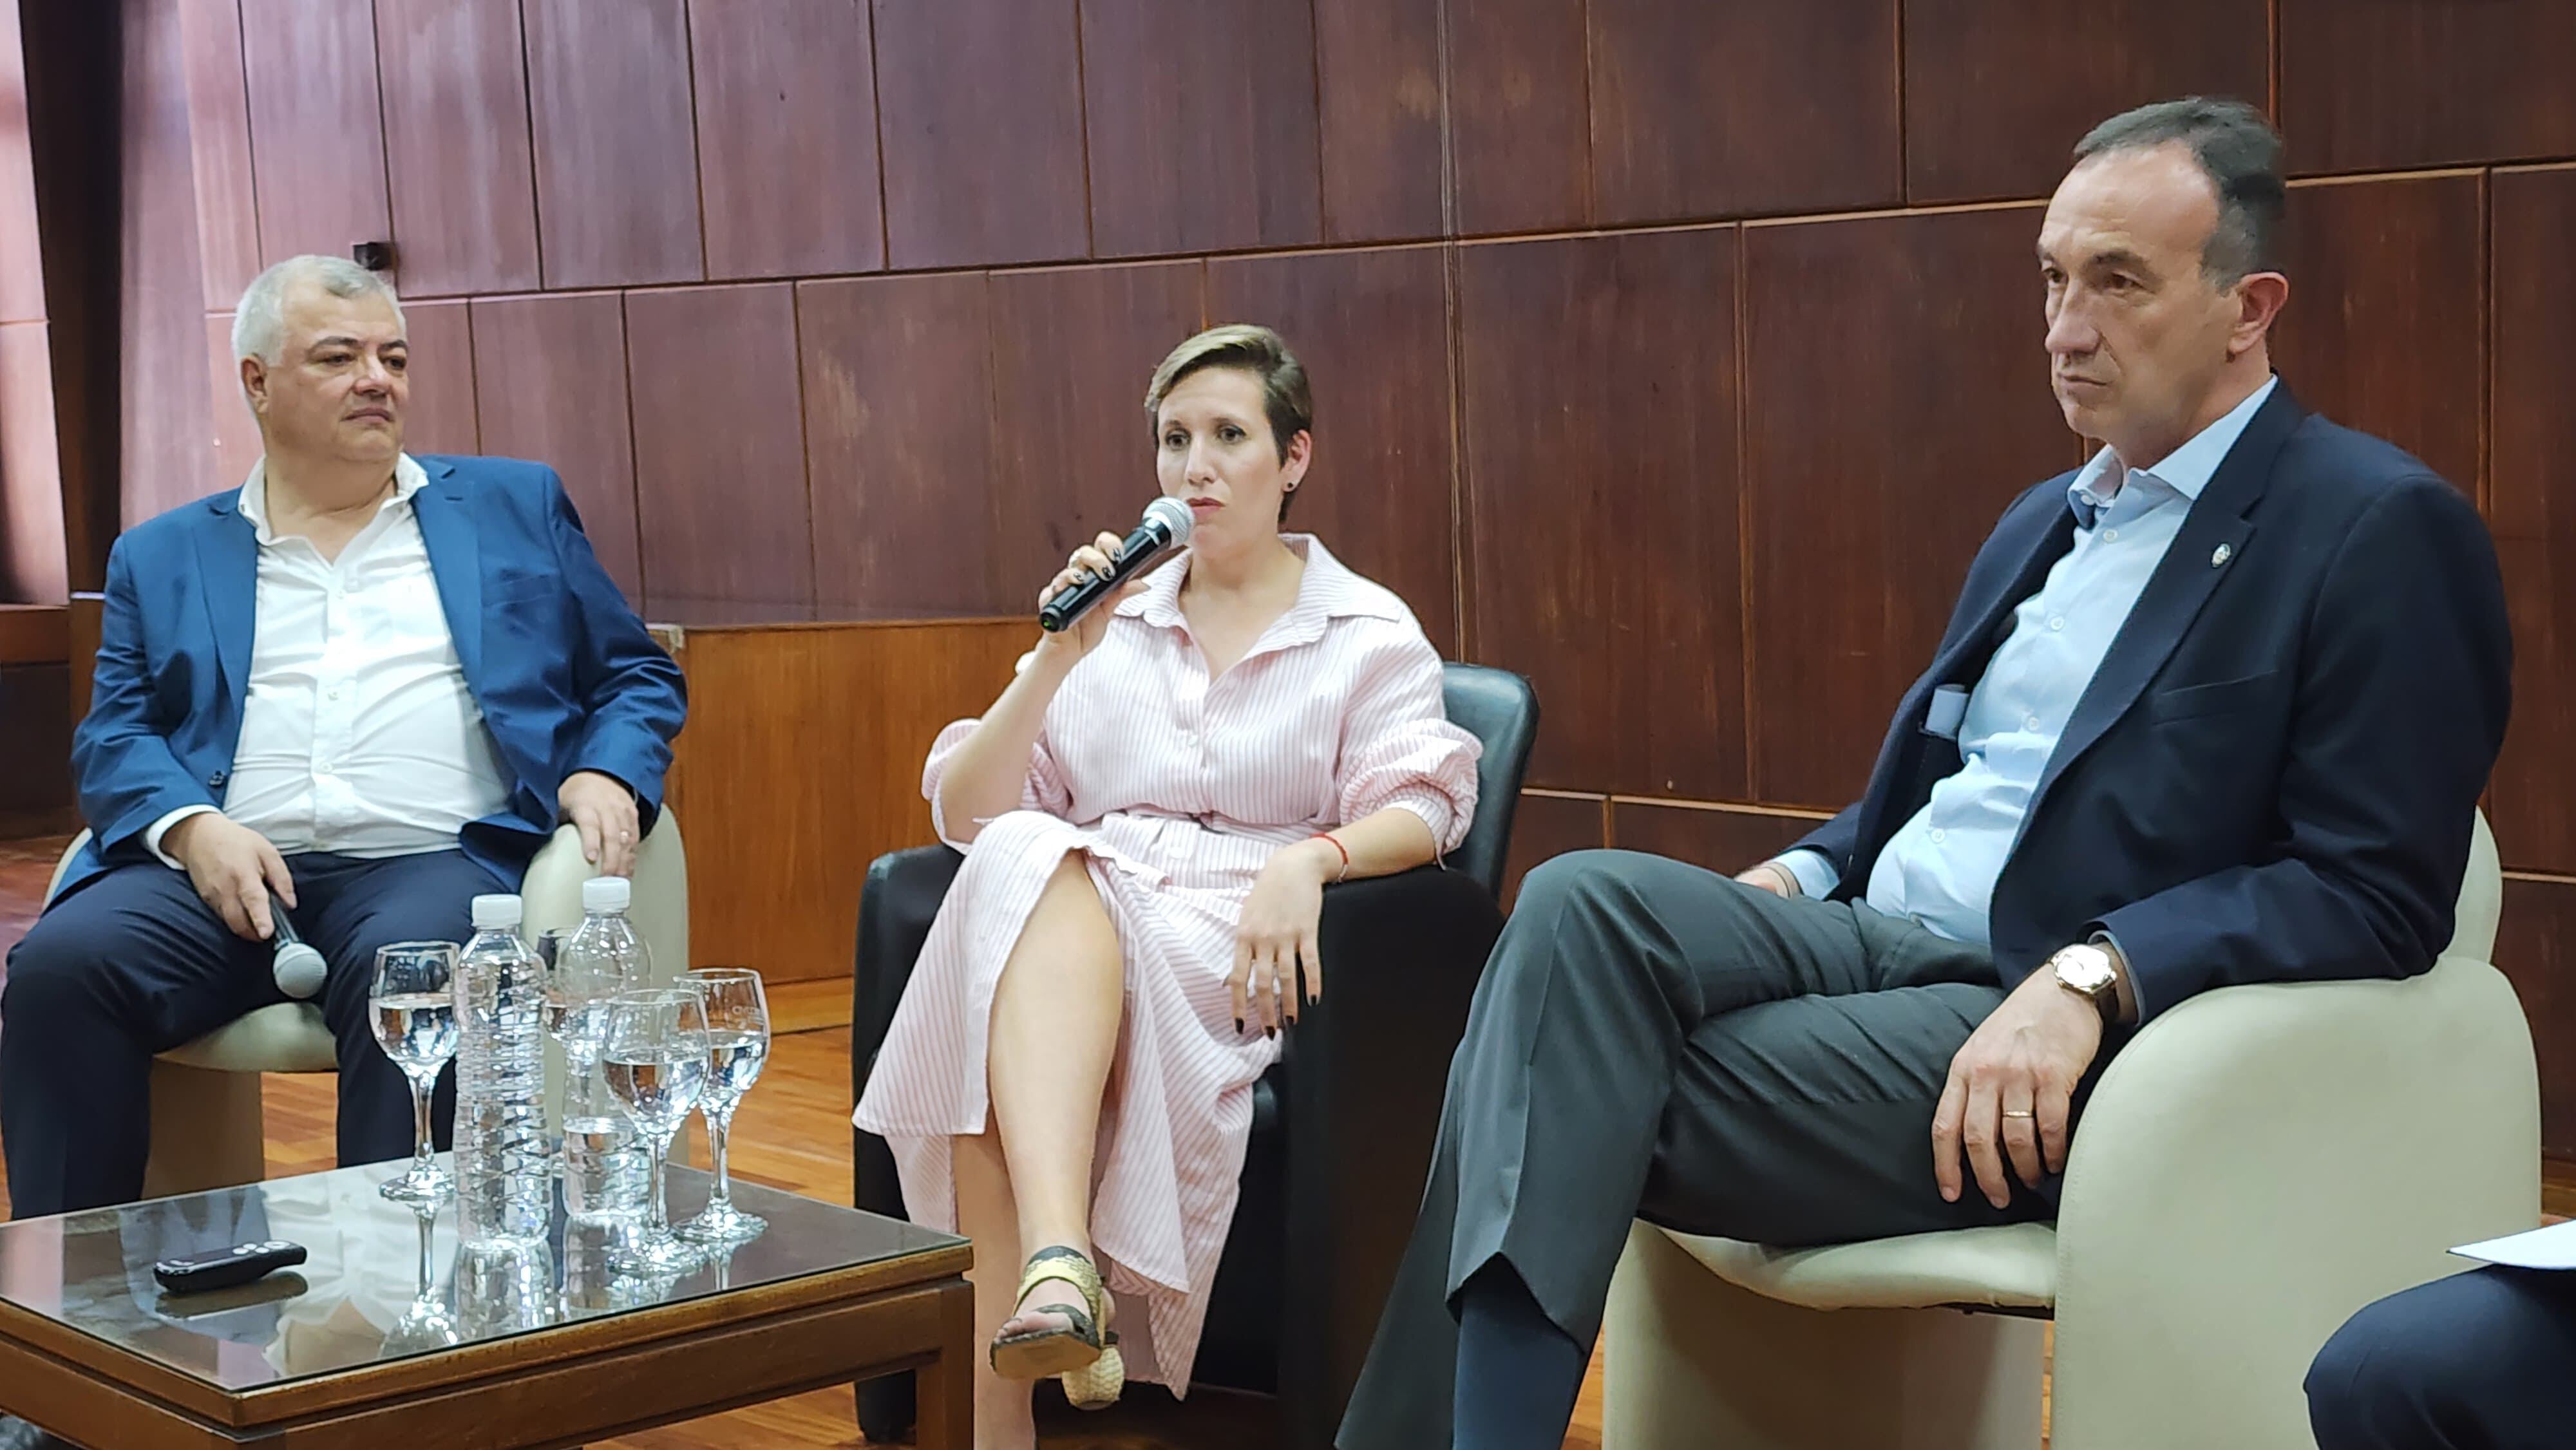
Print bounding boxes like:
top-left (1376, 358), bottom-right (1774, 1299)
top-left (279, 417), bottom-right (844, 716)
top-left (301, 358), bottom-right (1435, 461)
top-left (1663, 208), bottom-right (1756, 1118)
top-left (230, 254), bottom-right (406, 376)
top-left (2072, 97), bottom-right (2286, 286)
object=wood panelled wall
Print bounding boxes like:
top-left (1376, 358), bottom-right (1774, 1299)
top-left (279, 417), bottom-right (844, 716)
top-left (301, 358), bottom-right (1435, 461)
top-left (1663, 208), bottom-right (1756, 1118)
top-left (0, 0), bottom-right (65, 607)
top-left (0, 604), bottom-right (71, 836)
top-left (659, 618), bottom-right (1029, 984)
top-left (80, 0), bottom-right (2576, 1155)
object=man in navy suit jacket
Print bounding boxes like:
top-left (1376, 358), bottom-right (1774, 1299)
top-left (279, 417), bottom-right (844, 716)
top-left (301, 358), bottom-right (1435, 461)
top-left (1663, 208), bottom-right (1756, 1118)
top-left (0, 254), bottom-right (685, 1220)
top-left (1338, 100), bottom-right (2513, 1450)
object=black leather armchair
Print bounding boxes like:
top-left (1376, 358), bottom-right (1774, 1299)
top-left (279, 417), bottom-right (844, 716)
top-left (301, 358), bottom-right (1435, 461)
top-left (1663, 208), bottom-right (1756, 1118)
top-left (851, 662), bottom-right (1537, 1447)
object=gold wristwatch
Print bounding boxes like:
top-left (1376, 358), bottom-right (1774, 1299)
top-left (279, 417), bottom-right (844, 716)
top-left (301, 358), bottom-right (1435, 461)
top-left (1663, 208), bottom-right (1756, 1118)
top-left (2050, 942), bottom-right (2121, 1021)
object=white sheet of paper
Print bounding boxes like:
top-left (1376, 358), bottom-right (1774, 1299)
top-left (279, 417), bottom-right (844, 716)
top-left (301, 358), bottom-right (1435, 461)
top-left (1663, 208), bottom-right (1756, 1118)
top-left (2450, 1219), bottom-right (2576, 1271)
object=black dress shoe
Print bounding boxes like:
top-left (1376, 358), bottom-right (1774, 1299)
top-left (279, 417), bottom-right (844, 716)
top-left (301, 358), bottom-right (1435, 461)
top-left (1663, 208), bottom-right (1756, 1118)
top-left (0, 1415), bottom-right (79, 1449)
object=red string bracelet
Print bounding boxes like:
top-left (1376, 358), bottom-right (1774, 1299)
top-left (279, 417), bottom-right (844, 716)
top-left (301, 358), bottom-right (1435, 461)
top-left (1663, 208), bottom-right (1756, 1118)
top-left (1309, 833), bottom-right (1350, 881)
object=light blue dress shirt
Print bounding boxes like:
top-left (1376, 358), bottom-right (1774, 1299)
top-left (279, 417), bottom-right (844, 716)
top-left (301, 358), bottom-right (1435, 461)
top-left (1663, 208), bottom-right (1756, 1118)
top-left (1781, 377), bottom-right (2280, 952)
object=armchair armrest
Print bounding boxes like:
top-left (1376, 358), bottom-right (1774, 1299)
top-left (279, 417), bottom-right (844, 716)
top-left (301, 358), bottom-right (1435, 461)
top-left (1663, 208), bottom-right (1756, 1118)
top-left (521, 813), bottom-right (690, 972)
top-left (851, 845), bottom-right (963, 1219)
top-left (1280, 865), bottom-right (1506, 1449)
top-left (2050, 956), bottom-right (2540, 1449)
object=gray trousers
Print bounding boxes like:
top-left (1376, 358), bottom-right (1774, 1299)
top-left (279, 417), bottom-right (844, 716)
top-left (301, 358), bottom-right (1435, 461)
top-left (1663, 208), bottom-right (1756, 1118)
top-left (1336, 849), bottom-right (2065, 1449)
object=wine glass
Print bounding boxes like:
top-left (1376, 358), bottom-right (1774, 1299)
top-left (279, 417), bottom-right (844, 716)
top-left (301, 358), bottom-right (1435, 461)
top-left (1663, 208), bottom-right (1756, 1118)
top-left (371, 941), bottom-right (461, 1203)
top-left (378, 1199), bottom-right (460, 1357)
top-left (540, 926), bottom-right (622, 1055)
top-left (601, 988), bottom-right (709, 1272)
top-left (675, 968), bottom-right (770, 1244)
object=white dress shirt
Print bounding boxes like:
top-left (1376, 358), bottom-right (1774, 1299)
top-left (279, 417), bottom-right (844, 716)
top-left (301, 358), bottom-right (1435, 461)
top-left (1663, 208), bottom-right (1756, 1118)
top-left (146, 455), bottom-right (515, 864)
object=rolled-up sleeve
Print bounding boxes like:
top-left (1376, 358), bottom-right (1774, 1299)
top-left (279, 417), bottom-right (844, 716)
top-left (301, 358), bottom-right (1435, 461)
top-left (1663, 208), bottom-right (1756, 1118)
top-left (1334, 632), bottom-right (1481, 856)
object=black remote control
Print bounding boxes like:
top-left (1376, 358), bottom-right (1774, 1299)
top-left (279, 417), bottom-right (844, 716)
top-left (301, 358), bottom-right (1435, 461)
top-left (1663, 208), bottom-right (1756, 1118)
top-left (151, 1240), bottom-right (307, 1295)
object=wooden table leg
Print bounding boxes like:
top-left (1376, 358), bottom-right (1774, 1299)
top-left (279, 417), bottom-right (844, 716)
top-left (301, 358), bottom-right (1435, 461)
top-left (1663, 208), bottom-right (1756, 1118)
top-left (913, 1279), bottom-right (977, 1450)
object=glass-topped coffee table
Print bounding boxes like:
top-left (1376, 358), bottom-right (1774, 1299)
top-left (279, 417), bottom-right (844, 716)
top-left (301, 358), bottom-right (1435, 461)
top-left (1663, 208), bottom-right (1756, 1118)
top-left (0, 1160), bottom-right (971, 1448)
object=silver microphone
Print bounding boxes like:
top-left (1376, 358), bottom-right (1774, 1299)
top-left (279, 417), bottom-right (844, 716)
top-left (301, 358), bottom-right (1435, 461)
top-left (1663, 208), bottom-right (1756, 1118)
top-left (267, 894), bottom-right (328, 999)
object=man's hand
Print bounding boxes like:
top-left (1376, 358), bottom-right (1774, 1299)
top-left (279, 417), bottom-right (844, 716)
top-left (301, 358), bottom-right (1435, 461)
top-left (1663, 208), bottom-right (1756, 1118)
top-left (1931, 961), bottom-right (2106, 1209)
top-left (166, 814), bottom-right (295, 942)
top-left (560, 771), bottom-right (641, 878)
top-left (1734, 860), bottom-right (1799, 898)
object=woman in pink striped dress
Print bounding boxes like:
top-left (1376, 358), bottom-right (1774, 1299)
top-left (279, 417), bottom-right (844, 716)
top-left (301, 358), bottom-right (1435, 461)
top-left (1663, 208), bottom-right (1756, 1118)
top-left (853, 325), bottom-right (1479, 1445)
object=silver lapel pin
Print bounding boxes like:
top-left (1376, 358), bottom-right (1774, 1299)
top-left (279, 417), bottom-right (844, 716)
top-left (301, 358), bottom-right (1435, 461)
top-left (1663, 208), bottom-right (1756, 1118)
top-left (2211, 543), bottom-right (2233, 567)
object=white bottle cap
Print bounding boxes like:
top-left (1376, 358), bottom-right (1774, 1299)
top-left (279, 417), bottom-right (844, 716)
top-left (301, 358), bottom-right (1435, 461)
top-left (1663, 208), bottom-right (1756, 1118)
top-left (581, 877), bottom-right (630, 914)
top-left (471, 894), bottom-right (523, 930)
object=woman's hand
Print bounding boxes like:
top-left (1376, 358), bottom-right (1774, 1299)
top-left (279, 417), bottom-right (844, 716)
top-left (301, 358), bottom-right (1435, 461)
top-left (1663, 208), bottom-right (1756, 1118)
top-left (1037, 531), bottom-right (1150, 663)
top-left (1231, 838), bottom-right (1338, 1034)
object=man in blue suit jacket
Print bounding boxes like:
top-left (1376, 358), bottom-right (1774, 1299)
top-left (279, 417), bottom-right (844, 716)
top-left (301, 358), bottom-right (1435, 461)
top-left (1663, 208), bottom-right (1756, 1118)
top-left (0, 254), bottom-right (685, 1220)
top-left (1338, 100), bottom-right (2513, 1450)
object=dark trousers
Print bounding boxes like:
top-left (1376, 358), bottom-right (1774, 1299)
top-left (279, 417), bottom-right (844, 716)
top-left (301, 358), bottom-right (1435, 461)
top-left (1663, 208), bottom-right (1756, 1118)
top-left (0, 850), bottom-right (497, 1218)
top-left (1336, 850), bottom-right (2061, 1449)
top-left (2307, 1266), bottom-right (2576, 1449)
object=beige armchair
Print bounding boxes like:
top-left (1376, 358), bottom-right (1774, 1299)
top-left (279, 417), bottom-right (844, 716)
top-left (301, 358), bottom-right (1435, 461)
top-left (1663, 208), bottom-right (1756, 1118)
top-left (41, 813), bottom-right (689, 1198)
top-left (1603, 812), bottom-right (2539, 1450)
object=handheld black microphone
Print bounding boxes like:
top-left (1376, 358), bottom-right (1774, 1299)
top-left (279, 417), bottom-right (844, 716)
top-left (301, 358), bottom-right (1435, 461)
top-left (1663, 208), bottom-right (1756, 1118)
top-left (267, 894), bottom-right (327, 1000)
top-left (1037, 496), bottom-right (1196, 633)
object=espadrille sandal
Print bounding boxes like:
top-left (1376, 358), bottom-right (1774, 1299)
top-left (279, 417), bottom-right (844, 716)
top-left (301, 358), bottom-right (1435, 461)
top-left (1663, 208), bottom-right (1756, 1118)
top-left (989, 1245), bottom-right (1125, 1409)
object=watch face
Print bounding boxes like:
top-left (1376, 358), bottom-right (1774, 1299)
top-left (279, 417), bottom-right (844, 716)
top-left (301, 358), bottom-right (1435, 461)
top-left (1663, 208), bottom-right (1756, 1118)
top-left (2058, 948), bottom-right (2116, 994)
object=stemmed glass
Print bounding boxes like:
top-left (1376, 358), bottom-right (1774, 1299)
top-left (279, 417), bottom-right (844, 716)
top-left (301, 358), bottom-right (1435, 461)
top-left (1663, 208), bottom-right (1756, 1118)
top-left (533, 927), bottom-right (574, 1006)
top-left (676, 968), bottom-right (770, 1244)
top-left (370, 941), bottom-right (461, 1203)
top-left (601, 988), bottom-right (710, 1273)
top-left (377, 1200), bottom-right (459, 1357)
top-left (541, 925), bottom-right (623, 1055)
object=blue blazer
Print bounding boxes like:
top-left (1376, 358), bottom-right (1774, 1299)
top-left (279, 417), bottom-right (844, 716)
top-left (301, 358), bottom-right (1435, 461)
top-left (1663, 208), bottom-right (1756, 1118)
top-left (59, 455), bottom-right (687, 898)
top-left (1793, 386), bottom-right (2512, 1021)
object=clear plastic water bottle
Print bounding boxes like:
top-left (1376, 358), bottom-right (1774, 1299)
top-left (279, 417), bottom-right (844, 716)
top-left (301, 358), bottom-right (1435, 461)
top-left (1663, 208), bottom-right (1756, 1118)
top-left (556, 878), bottom-right (653, 1221)
top-left (455, 894), bottom-right (551, 1247)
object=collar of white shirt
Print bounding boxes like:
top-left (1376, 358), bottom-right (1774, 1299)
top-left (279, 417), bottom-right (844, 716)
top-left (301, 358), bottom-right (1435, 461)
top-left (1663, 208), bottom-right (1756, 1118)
top-left (2067, 374), bottom-right (2278, 522)
top-left (238, 453), bottom-right (431, 545)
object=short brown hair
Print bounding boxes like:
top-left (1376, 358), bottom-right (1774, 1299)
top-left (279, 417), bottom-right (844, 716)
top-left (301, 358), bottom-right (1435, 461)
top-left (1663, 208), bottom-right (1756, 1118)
top-left (1142, 324), bottom-right (1312, 466)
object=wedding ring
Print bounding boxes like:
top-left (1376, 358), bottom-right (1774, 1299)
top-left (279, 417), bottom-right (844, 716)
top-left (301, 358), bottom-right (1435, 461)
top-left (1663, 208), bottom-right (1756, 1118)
top-left (2000, 1109), bottom-right (2036, 1120)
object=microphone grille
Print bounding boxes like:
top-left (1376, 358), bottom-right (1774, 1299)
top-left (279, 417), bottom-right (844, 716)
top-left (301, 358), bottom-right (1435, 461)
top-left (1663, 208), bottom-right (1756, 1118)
top-left (273, 941), bottom-right (328, 1000)
top-left (1145, 494), bottom-right (1195, 545)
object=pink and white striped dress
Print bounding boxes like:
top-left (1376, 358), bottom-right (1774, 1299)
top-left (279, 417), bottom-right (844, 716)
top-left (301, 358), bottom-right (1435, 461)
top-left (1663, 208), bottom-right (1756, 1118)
top-left (852, 534), bottom-right (1480, 1391)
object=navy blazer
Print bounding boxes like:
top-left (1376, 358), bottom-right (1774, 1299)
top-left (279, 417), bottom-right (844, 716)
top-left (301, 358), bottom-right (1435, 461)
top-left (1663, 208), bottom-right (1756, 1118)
top-left (58, 455), bottom-right (687, 898)
top-left (1792, 386), bottom-right (2511, 1021)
